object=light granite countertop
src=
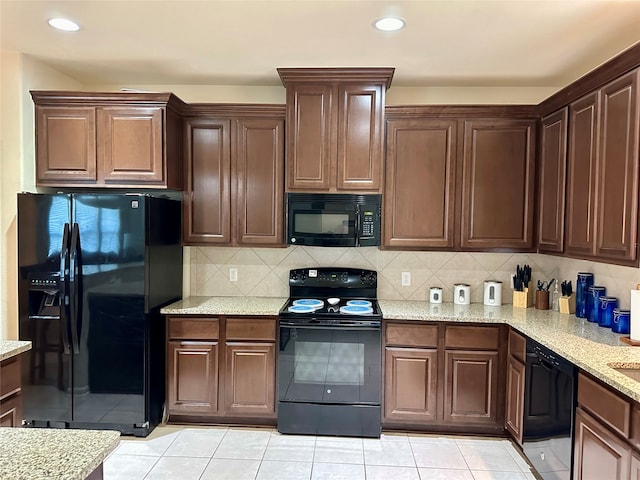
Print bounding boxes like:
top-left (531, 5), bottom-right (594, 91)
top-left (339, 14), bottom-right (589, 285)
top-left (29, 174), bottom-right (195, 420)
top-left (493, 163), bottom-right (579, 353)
top-left (161, 296), bottom-right (288, 316)
top-left (0, 340), bottom-right (31, 362)
top-left (162, 296), bottom-right (640, 404)
top-left (0, 428), bottom-right (120, 480)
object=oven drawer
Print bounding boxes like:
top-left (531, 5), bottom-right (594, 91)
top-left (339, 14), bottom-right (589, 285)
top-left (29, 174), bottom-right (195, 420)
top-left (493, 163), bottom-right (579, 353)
top-left (385, 323), bottom-right (438, 348)
top-left (227, 318), bottom-right (276, 341)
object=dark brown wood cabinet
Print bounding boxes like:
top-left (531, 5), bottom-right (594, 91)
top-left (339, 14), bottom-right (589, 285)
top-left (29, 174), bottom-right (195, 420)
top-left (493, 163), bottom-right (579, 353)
top-left (182, 106), bottom-right (285, 246)
top-left (565, 69), bottom-right (640, 265)
top-left (574, 407), bottom-right (631, 480)
top-left (278, 68), bottom-right (393, 192)
top-left (537, 108), bottom-right (568, 253)
top-left (460, 119), bottom-right (536, 250)
top-left (0, 356), bottom-right (23, 428)
top-left (166, 315), bottom-right (276, 424)
top-left (383, 321), bottom-right (505, 433)
top-left (31, 91), bottom-right (184, 189)
top-left (505, 329), bottom-right (526, 444)
top-left (383, 118), bottom-right (457, 248)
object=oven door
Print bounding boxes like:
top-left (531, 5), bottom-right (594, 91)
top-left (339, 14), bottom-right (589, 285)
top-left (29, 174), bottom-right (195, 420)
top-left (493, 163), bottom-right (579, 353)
top-left (278, 324), bottom-right (381, 405)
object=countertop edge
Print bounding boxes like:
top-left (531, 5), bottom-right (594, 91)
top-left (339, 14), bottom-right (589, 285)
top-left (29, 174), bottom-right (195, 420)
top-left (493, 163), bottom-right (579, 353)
top-left (0, 341), bottom-right (32, 362)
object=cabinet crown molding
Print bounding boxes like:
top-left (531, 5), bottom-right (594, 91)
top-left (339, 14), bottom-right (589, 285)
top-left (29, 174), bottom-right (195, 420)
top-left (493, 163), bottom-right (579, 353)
top-left (30, 90), bottom-right (187, 113)
top-left (277, 67), bottom-right (395, 89)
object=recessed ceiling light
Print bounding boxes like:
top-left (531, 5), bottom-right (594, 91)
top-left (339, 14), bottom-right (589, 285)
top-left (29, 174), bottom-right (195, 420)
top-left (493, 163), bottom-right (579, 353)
top-left (48, 18), bottom-right (80, 32)
top-left (374, 17), bottom-right (405, 32)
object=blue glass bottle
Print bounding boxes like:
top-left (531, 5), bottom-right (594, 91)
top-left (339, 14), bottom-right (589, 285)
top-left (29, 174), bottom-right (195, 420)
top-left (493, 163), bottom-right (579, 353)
top-left (586, 286), bottom-right (606, 323)
top-left (598, 296), bottom-right (619, 328)
top-left (576, 273), bottom-right (594, 318)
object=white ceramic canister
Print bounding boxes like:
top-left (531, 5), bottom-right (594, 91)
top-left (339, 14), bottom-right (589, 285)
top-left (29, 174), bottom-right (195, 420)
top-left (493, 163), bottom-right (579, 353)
top-left (483, 280), bottom-right (503, 306)
top-left (429, 287), bottom-right (443, 304)
top-left (454, 283), bottom-right (471, 305)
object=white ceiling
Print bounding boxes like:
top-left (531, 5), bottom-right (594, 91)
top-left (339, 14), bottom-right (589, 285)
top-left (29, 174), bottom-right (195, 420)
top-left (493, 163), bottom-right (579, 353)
top-left (2, 0), bottom-right (640, 88)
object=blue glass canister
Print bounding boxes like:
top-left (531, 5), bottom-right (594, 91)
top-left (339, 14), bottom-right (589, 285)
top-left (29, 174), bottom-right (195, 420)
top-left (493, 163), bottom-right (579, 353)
top-left (612, 308), bottom-right (631, 334)
top-left (576, 272), bottom-right (594, 318)
top-left (586, 286), bottom-right (606, 323)
top-left (598, 296), bottom-right (619, 328)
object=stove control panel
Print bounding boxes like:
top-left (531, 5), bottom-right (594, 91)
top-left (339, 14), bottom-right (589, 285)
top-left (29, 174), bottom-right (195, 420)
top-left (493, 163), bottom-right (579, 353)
top-left (289, 268), bottom-right (377, 288)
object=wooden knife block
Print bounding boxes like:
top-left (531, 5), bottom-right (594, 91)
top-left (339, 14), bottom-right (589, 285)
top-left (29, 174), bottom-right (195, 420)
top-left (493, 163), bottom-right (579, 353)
top-left (559, 294), bottom-right (576, 314)
top-left (513, 288), bottom-right (534, 308)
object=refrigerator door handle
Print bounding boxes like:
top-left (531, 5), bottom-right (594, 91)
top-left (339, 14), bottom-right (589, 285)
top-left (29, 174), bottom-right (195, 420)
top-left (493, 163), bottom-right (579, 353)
top-left (60, 222), bottom-right (72, 355)
top-left (69, 223), bottom-right (81, 355)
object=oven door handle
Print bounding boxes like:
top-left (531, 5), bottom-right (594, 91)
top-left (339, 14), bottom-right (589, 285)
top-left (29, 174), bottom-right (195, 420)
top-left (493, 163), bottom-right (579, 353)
top-left (279, 323), bottom-right (380, 331)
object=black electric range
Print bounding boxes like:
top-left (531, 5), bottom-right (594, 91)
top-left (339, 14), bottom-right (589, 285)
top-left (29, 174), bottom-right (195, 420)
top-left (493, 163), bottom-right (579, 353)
top-left (277, 267), bottom-right (382, 438)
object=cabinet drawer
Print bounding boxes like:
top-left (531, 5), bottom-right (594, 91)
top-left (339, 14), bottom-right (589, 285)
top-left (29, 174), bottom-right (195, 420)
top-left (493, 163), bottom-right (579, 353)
top-left (168, 318), bottom-right (220, 340)
top-left (0, 357), bottom-right (21, 400)
top-left (578, 373), bottom-right (630, 438)
top-left (385, 323), bottom-right (438, 348)
top-left (445, 325), bottom-right (500, 350)
top-left (508, 329), bottom-right (526, 364)
top-left (226, 318), bottom-right (276, 341)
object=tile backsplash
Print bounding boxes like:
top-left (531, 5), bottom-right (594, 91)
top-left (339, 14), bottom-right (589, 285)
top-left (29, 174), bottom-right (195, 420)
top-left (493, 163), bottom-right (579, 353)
top-left (185, 246), bottom-right (627, 308)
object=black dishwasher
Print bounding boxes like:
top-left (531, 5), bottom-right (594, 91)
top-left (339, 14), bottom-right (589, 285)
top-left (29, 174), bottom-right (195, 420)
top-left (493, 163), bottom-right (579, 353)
top-left (522, 338), bottom-right (577, 480)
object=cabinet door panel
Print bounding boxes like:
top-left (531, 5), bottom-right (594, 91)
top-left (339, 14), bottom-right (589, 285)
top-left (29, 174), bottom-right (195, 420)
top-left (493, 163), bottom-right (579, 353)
top-left (98, 107), bottom-right (164, 183)
top-left (224, 342), bottom-right (275, 417)
top-left (167, 341), bottom-right (218, 414)
top-left (337, 84), bottom-right (383, 190)
top-left (444, 350), bottom-right (499, 425)
top-left (384, 119), bottom-right (456, 248)
top-left (35, 107), bottom-right (97, 184)
top-left (183, 118), bottom-right (231, 244)
top-left (505, 356), bottom-right (525, 444)
top-left (566, 92), bottom-right (600, 257)
top-left (596, 69), bottom-right (640, 263)
top-left (538, 108), bottom-right (568, 253)
top-left (461, 119), bottom-right (535, 249)
top-left (384, 347), bottom-right (438, 423)
top-left (235, 118), bottom-right (285, 245)
top-left (574, 408), bottom-right (630, 480)
top-left (286, 85), bottom-right (333, 190)
top-left (0, 395), bottom-right (22, 428)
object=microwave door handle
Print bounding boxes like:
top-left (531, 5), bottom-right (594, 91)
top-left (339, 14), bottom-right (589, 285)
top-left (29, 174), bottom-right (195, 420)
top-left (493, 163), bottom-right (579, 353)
top-left (355, 204), bottom-right (361, 246)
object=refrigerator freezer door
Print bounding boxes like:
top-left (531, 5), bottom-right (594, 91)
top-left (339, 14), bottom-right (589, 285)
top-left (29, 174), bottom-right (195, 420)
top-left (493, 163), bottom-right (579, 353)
top-left (18, 193), bottom-right (73, 425)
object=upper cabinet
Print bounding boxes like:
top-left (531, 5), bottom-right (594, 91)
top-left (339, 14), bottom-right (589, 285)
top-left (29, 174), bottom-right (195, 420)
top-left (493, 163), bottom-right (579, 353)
top-left (565, 69), bottom-right (640, 265)
top-left (537, 108), bottom-right (568, 254)
top-left (461, 118), bottom-right (536, 250)
top-left (383, 108), bottom-right (537, 251)
top-left (182, 105), bottom-right (285, 246)
top-left (31, 91), bottom-right (185, 189)
top-left (278, 68), bottom-right (394, 192)
top-left (384, 118), bottom-right (457, 248)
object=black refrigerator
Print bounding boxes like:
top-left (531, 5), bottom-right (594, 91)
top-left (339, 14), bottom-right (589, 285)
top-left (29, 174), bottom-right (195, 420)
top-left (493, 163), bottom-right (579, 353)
top-left (17, 192), bottom-right (182, 437)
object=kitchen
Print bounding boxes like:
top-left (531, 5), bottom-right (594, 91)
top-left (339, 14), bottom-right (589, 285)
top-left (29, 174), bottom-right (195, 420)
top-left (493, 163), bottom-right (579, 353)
top-left (2, 1), bottom-right (640, 479)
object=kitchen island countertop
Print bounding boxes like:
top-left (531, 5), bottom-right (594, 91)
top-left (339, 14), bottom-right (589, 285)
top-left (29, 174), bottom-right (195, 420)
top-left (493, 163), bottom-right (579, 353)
top-left (0, 340), bottom-right (31, 362)
top-left (0, 428), bottom-right (120, 480)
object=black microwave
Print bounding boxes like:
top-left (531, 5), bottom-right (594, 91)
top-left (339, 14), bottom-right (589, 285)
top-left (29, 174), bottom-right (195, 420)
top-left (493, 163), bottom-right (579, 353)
top-left (286, 193), bottom-right (381, 247)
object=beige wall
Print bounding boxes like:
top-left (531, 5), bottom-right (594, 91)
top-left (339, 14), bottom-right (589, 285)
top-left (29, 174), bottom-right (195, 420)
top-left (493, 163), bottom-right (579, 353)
top-left (1, 54), bottom-right (638, 339)
top-left (0, 52), bottom-right (82, 339)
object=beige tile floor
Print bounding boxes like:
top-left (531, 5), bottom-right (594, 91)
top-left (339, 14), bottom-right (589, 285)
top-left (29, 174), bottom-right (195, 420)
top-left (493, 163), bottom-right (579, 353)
top-left (104, 425), bottom-right (539, 480)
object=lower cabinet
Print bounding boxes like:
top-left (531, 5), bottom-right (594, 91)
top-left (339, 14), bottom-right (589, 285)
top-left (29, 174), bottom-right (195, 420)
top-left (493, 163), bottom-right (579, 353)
top-left (0, 356), bottom-right (23, 427)
top-left (383, 321), bottom-right (505, 433)
top-left (384, 347), bottom-right (438, 423)
top-left (166, 315), bottom-right (276, 423)
top-left (574, 407), bottom-right (630, 480)
top-left (505, 328), bottom-right (526, 444)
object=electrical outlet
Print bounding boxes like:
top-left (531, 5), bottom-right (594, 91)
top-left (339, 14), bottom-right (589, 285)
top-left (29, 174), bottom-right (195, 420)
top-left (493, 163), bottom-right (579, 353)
top-left (510, 273), bottom-right (516, 289)
top-left (401, 271), bottom-right (411, 287)
top-left (229, 268), bottom-right (238, 282)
